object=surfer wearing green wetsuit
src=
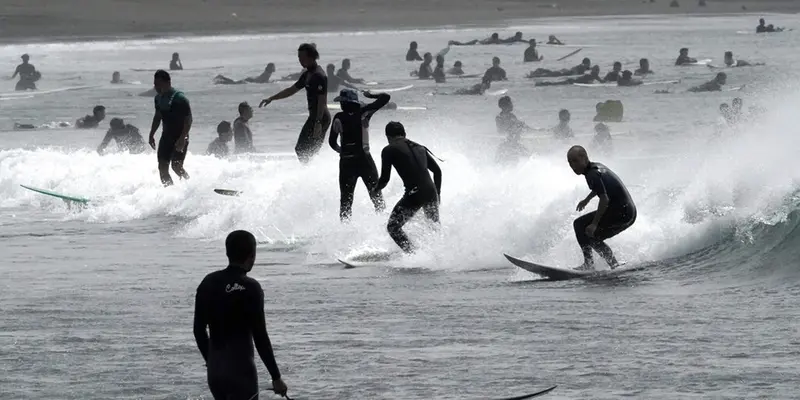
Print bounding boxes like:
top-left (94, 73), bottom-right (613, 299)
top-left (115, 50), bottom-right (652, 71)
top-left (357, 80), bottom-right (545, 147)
top-left (149, 70), bottom-right (191, 186)
top-left (568, 146), bottom-right (636, 270)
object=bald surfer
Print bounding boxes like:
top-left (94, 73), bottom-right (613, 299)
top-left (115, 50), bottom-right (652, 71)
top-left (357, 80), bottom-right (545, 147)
top-left (483, 57), bottom-right (507, 83)
top-left (76, 105), bottom-right (107, 129)
top-left (688, 72), bottom-right (726, 92)
top-left (149, 70), bottom-right (191, 186)
top-left (260, 43), bottom-right (331, 164)
top-left (97, 118), bottom-right (146, 155)
top-left (193, 230), bottom-right (289, 400)
top-left (524, 40), bottom-right (543, 62)
top-left (10, 54), bottom-right (40, 91)
top-left (406, 41), bottom-right (423, 61)
top-left (373, 122), bottom-right (442, 253)
top-left (169, 52), bottom-right (183, 71)
top-left (336, 59), bottom-right (367, 85)
top-left (675, 48), bottom-right (697, 66)
top-left (329, 89), bottom-right (390, 221)
top-left (567, 145), bottom-right (636, 270)
top-left (634, 59), bottom-right (653, 76)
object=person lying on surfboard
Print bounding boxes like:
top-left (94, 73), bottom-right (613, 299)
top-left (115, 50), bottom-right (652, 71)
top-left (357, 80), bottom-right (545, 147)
top-left (447, 61), bottom-right (464, 76)
top-left (721, 51), bottom-right (763, 68)
top-left (76, 105), bottom-right (106, 129)
top-left (634, 58), bottom-right (654, 76)
top-left (482, 57), bottom-right (508, 83)
top-left (524, 40), bottom-right (543, 63)
top-left (450, 76), bottom-right (492, 95)
top-left (207, 121), bottom-right (232, 158)
top-left (688, 72), bottom-right (726, 92)
top-left (617, 70), bottom-right (642, 87)
top-left (214, 63), bottom-right (276, 85)
top-left (449, 32), bottom-right (500, 46)
top-left (372, 122), bottom-right (441, 254)
top-left (193, 230), bottom-right (289, 400)
top-left (406, 41), bottom-right (423, 61)
top-left (97, 118), bottom-right (146, 155)
top-left (336, 59), bottom-right (367, 85)
top-left (534, 65), bottom-right (603, 86)
top-left (528, 57), bottom-right (591, 78)
top-left (326, 64), bottom-right (359, 93)
top-left (567, 145), bottom-right (636, 270)
top-left (675, 48), bottom-right (698, 66)
top-left (169, 52), bottom-right (183, 71)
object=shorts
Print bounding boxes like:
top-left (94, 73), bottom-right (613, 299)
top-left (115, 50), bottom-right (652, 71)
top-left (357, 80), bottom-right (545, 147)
top-left (157, 135), bottom-right (188, 163)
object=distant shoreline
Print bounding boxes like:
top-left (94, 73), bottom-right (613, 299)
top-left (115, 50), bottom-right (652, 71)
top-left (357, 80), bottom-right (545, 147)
top-left (0, 0), bottom-right (797, 45)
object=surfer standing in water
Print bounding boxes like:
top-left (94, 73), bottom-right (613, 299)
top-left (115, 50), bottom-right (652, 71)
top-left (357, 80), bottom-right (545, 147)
top-left (193, 230), bottom-right (289, 400)
top-left (148, 70), bottom-right (192, 186)
top-left (568, 146), bottom-right (636, 270)
top-left (406, 41), bottom-right (423, 61)
top-left (169, 52), bottom-right (183, 70)
top-left (10, 54), bottom-right (39, 91)
top-left (373, 122), bottom-right (442, 253)
top-left (260, 43), bottom-right (331, 164)
top-left (329, 88), bottom-right (390, 221)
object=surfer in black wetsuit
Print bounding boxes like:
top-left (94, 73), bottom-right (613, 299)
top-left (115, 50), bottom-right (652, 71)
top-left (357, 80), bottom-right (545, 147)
top-left (10, 54), bottom-right (40, 91)
top-left (604, 62), bottom-right (623, 82)
top-left (406, 41), bottom-right (423, 61)
top-left (483, 57), bottom-right (507, 83)
top-left (76, 105), bottom-right (107, 129)
top-left (149, 70), bottom-right (192, 186)
top-left (617, 70), bottom-right (642, 86)
top-left (111, 71), bottom-right (123, 84)
top-left (97, 118), bottom-right (146, 155)
top-left (411, 53), bottom-right (434, 79)
top-left (326, 64), bottom-right (358, 93)
top-left (524, 40), bottom-right (542, 62)
top-left (373, 122), bottom-right (441, 253)
top-left (207, 121), bottom-right (232, 158)
top-left (170, 52), bottom-right (183, 70)
top-left (194, 230), bottom-right (288, 400)
top-left (337, 59), bottom-right (366, 85)
top-left (688, 72), bottom-right (726, 92)
top-left (495, 96), bottom-right (532, 165)
top-left (528, 57), bottom-right (591, 78)
top-left (214, 64), bottom-right (276, 85)
top-left (329, 89), bottom-right (390, 221)
top-left (450, 76), bottom-right (492, 95)
top-left (499, 32), bottom-right (526, 44)
top-left (233, 102), bottom-right (255, 154)
top-left (433, 55), bottom-right (446, 83)
top-left (568, 146), bottom-right (636, 270)
top-left (634, 58), bottom-right (653, 76)
top-left (449, 32), bottom-right (500, 46)
top-left (448, 61), bottom-right (464, 76)
top-left (756, 18), bottom-right (767, 33)
top-left (534, 65), bottom-right (602, 86)
top-left (260, 43), bottom-right (331, 164)
top-left (675, 48), bottom-right (697, 66)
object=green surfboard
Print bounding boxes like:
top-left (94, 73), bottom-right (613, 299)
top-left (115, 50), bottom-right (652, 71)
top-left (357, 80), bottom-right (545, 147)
top-left (20, 184), bottom-right (90, 204)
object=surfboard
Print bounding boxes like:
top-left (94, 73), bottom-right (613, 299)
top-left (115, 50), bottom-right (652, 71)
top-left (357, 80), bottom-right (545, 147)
top-left (504, 254), bottom-right (641, 281)
top-left (724, 85), bottom-right (745, 92)
top-left (643, 80), bottom-right (680, 86)
top-left (486, 89), bottom-right (509, 96)
top-left (556, 48), bottom-right (583, 61)
top-left (363, 81), bottom-right (379, 86)
top-left (683, 59), bottom-right (713, 66)
top-left (20, 184), bottom-right (89, 204)
top-left (214, 189), bottom-right (241, 196)
top-left (494, 385), bottom-right (558, 400)
top-left (573, 82), bottom-right (617, 88)
top-left (326, 103), bottom-right (424, 110)
top-left (0, 85), bottom-right (101, 98)
top-left (375, 84), bottom-right (414, 92)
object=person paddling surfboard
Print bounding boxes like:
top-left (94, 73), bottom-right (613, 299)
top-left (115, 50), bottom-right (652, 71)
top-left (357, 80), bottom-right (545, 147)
top-left (567, 145), bottom-right (636, 270)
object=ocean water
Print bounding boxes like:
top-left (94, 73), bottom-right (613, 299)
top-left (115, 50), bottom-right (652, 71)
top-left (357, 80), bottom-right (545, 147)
top-left (2, 13), bottom-right (800, 399)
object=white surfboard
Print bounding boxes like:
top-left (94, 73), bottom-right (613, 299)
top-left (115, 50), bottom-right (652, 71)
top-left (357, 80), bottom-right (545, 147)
top-left (0, 85), bottom-right (101, 98)
top-left (486, 89), bottom-right (509, 96)
top-left (684, 59), bottom-right (713, 66)
top-left (504, 254), bottom-right (642, 281)
top-left (573, 82), bottom-right (617, 88)
top-left (375, 84), bottom-right (414, 92)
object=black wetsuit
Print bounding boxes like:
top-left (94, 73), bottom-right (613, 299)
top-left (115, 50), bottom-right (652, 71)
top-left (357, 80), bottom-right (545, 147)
top-left (376, 139), bottom-right (442, 253)
top-left (483, 66), bottom-right (507, 82)
top-left (329, 94), bottom-right (390, 220)
top-left (233, 117), bottom-right (254, 154)
top-left (207, 138), bottom-right (229, 158)
top-left (675, 55), bottom-right (697, 66)
top-left (98, 125), bottom-right (146, 154)
top-left (604, 70), bottom-right (621, 82)
top-left (406, 49), bottom-right (423, 61)
top-left (76, 114), bottom-right (103, 129)
top-left (170, 60), bottom-right (183, 70)
top-left (155, 89), bottom-right (191, 163)
top-left (524, 47), bottom-right (540, 62)
top-left (293, 65), bottom-right (331, 163)
top-left (433, 64), bottom-right (446, 83)
top-left (574, 162), bottom-right (636, 266)
top-left (756, 24), bottom-right (767, 33)
top-left (14, 63), bottom-right (37, 91)
top-left (194, 266), bottom-right (282, 400)
top-left (417, 62), bottom-right (433, 80)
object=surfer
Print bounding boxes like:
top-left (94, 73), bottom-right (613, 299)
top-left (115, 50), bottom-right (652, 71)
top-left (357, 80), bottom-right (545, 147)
top-left (553, 109), bottom-right (574, 139)
top-left (207, 121), bottom-right (232, 158)
top-left (76, 105), bottom-right (107, 129)
top-left (373, 122), bottom-right (441, 253)
top-left (534, 65), bottom-right (603, 86)
top-left (757, 18), bottom-right (767, 33)
top-left (496, 96), bottom-right (534, 136)
top-left (567, 145), bottom-right (636, 270)
top-left (329, 89), bottom-right (390, 221)
top-left (214, 64), bottom-right (276, 85)
top-left (326, 64), bottom-right (359, 93)
top-left (433, 55), bottom-right (446, 83)
top-left (406, 41), bottom-right (423, 61)
top-left (97, 118), bottom-right (146, 155)
top-left (411, 52), bottom-right (434, 79)
top-left (499, 32), bottom-right (526, 44)
top-left (233, 102), bottom-right (256, 154)
top-left (675, 48), bottom-right (697, 66)
top-left (10, 54), bottom-right (39, 91)
top-left (547, 35), bottom-right (564, 45)
top-left (169, 52), bottom-right (183, 71)
top-left (111, 71), bottom-right (123, 84)
top-left (449, 76), bottom-right (492, 95)
top-left (193, 230), bottom-right (288, 400)
top-left (617, 71), bottom-right (642, 86)
top-left (259, 43), bottom-right (331, 164)
top-left (448, 61), bottom-right (464, 76)
top-left (148, 70), bottom-right (192, 186)
top-left (594, 100), bottom-right (624, 122)
top-left (591, 123), bottom-right (613, 154)
top-left (336, 59), bottom-right (366, 85)
top-left (528, 57), bottom-right (591, 78)
top-left (688, 72), bottom-right (726, 92)
top-left (524, 40), bottom-right (542, 62)
top-left (634, 59), bottom-right (653, 76)
top-left (449, 32), bottom-right (500, 46)
top-left (604, 62), bottom-right (623, 82)
top-left (766, 24), bottom-right (785, 33)
top-left (722, 51), bottom-right (761, 67)
top-left (483, 57), bottom-right (507, 83)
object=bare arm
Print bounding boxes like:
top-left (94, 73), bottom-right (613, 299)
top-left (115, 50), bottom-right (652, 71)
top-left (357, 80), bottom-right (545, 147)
top-left (11, 66), bottom-right (19, 79)
top-left (269, 85), bottom-right (302, 101)
top-left (182, 115), bottom-right (192, 140)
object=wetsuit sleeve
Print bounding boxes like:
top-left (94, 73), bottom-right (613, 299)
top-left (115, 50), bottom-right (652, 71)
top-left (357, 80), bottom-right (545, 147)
top-left (375, 147), bottom-right (393, 191)
top-left (293, 71), bottom-right (306, 90)
top-left (249, 281), bottom-right (282, 380)
top-left (361, 93), bottom-right (391, 117)
top-left (426, 151), bottom-right (442, 195)
top-left (193, 282), bottom-right (210, 363)
top-left (586, 170), bottom-right (606, 196)
top-left (501, 68), bottom-right (507, 80)
top-left (329, 117), bottom-right (342, 153)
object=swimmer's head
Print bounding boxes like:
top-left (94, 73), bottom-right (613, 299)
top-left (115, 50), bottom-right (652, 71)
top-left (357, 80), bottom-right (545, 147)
top-left (93, 105), bottom-right (106, 120)
top-left (492, 57), bottom-right (501, 66)
top-left (715, 72), bottom-right (727, 84)
top-left (410, 41), bottom-right (418, 49)
top-left (226, 230), bottom-right (257, 271)
top-left (238, 101), bottom-right (253, 118)
top-left (172, 52), bottom-right (180, 60)
top-left (217, 120), bottom-right (232, 140)
top-left (266, 63), bottom-right (276, 72)
top-left (613, 62), bottom-right (622, 71)
top-left (297, 43), bottom-right (319, 68)
top-left (559, 109), bottom-right (571, 122)
top-left (454, 61), bottom-right (462, 67)
top-left (342, 58), bottom-right (351, 69)
top-left (326, 63), bottom-right (336, 74)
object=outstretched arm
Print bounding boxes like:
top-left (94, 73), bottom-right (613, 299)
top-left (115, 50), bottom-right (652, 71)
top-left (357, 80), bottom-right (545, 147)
top-left (361, 92), bottom-right (390, 113)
